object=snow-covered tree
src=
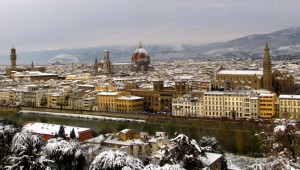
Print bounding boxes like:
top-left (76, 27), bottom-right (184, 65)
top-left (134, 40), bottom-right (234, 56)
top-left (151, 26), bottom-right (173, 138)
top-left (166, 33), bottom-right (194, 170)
top-left (89, 150), bottom-right (144, 170)
top-left (199, 136), bottom-right (228, 170)
top-left (157, 134), bottom-right (206, 170)
top-left (44, 137), bottom-right (87, 170)
top-left (4, 131), bottom-right (48, 170)
top-left (0, 119), bottom-right (20, 167)
top-left (143, 163), bottom-right (185, 170)
top-left (254, 119), bottom-right (300, 169)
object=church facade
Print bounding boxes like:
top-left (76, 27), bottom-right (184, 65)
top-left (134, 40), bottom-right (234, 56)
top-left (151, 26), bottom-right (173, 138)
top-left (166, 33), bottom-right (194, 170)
top-left (211, 42), bottom-right (294, 93)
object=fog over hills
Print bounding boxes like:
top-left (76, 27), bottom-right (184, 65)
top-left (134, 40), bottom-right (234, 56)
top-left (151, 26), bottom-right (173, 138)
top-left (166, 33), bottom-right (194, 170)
top-left (1, 27), bottom-right (300, 65)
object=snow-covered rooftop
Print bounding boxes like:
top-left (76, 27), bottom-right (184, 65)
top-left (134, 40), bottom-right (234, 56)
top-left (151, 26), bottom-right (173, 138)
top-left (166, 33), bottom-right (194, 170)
top-left (279, 94), bottom-right (300, 99)
top-left (217, 70), bottom-right (263, 76)
top-left (200, 152), bottom-right (223, 166)
top-left (117, 95), bottom-right (143, 100)
top-left (98, 91), bottom-right (119, 96)
top-left (22, 122), bottom-right (91, 138)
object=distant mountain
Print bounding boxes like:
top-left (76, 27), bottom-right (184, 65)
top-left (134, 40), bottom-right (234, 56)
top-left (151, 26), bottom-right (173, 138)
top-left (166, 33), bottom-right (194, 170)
top-left (0, 27), bottom-right (299, 65)
top-left (193, 26), bottom-right (300, 58)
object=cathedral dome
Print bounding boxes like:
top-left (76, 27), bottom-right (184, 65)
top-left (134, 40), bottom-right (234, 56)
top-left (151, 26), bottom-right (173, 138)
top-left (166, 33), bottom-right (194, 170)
top-left (131, 41), bottom-right (150, 65)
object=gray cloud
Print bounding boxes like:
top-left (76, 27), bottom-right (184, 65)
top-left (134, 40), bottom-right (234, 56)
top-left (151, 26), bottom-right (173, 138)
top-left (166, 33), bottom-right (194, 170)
top-left (0, 0), bottom-right (299, 55)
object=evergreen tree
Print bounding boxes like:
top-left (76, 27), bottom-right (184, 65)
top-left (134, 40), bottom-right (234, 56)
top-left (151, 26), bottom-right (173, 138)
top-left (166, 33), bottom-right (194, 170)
top-left (199, 136), bottom-right (228, 170)
top-left (70, 128), bottom-right (76, 140)
top-left (58, 125), bottom-right (66, 140)
top-left (45, 138), bottom-right (87, 170)
top-left (159, 134), bottom-right (205, 169)
top-left (89, 150), bottom-right (143, 170)
top-left (0, 119), bottom-right (20, 168)
top-left (5, 132), bottom-right (48, 169)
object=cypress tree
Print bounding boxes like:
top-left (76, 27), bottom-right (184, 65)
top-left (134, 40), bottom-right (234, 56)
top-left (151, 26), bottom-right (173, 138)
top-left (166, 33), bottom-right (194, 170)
top-left (70, 128), bottom-right (76, 139)
top-left (58, 125), bottom-right (66, 140)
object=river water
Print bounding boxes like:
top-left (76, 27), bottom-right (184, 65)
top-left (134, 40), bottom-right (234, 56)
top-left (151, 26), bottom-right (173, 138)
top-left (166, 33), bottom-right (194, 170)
top-left (0, 111), bottom-right (260, 155)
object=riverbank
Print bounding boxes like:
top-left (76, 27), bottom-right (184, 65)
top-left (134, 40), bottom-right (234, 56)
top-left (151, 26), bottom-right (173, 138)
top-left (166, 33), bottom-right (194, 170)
top-left (19, 110), bottom-right (145, 123)
top-left (0, 108), bottom-right (261, 155)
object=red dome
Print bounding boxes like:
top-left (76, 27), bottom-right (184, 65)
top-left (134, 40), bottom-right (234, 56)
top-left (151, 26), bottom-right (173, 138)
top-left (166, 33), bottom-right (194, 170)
top-left (131, 42), bottom-right (150, 64)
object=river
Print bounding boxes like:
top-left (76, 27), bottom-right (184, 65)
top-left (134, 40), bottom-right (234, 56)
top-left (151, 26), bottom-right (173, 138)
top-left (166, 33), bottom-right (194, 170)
top-left (0, 111), bottom-right (261, 155)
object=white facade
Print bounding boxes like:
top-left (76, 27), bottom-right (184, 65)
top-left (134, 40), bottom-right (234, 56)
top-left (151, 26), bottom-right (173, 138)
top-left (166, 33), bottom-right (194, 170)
top-left (172, 94), bottom-right (202, 117)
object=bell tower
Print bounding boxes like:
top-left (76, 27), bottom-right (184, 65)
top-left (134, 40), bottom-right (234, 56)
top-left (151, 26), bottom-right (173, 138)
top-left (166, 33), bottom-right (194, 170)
top-left (103, 50), bottom-right (111, 74)
top-left (10, 47), bottom-right (17, 69)
top-left (94, 58), bottom-right (98, 75)
top-left (263, 41), bottom-right (272, 91)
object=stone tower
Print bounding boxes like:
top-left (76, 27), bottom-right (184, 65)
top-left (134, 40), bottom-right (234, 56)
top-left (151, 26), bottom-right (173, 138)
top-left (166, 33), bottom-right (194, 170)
top-left (94, 58), bottom-right (98, 75)
top-left (10, 47), bottom-right (17, 69)
top-left (103, 50), bottom-right (111, 74)
top-left (263, 41), bottom-right (272, 91)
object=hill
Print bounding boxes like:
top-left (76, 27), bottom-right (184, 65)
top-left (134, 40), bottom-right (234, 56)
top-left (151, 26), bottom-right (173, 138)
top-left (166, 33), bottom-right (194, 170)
top-left (0, 27), bottom-right (300, 65)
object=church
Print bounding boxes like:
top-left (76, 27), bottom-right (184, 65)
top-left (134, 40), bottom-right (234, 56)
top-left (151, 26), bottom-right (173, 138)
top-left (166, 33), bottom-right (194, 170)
top-left (211, 42), bottom-right (294, 93)
top-left (94, 42), bottom-right (153, 75)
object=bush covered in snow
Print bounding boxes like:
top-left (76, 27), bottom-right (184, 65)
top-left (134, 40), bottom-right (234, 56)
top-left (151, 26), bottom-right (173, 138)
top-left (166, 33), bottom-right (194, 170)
top-left (0, 119), bottom-right (20, 168)
top-left (89, 150), bottom-right (144, 170)
top-left (44, 137), bottom-right (87, 170)
top-left (157, 134), bottom-right (206, 170)
top-left (4, 131), bottom-right (48, 170)
top-left (255, 119), bottom-right (300, 169)
top-left (143, 163), bottom-right (185, 170)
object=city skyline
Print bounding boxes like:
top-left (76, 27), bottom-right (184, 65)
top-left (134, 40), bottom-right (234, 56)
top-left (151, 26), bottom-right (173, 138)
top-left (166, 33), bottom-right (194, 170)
top-left (0, 0), bottom-right (299, 55)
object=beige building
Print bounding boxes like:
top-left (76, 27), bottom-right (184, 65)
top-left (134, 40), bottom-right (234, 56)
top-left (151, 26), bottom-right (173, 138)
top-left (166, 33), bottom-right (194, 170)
top-left (102, 129), bottom-right (169, 160)
top-left (0, 89), bottom-right (10, 104)
top-left (21, 86), bottom-right (47, 107)
top-left (203, 91), bottom-right (262, 119)
top-left (172, 94), bottom-right (202, 117)
top-left (278, 95), bottom-right (300, 120)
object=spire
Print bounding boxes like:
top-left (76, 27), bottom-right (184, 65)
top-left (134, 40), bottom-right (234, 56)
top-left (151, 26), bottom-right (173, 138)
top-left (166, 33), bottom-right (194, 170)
top-left (265, 40), bottom-right (269, 50)
top-left (95, 58), bottom-right (98, 64)
top-left (138, 41), bottom-right (143, 48)
top-left (31, 61), bottom-right (34, 68)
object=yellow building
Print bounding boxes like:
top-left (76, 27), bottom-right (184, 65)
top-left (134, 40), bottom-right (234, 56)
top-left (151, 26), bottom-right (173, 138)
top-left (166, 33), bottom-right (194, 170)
top-left (96, 91), bottom-right (120, 112)
top-left (116, 95), bottom-right (144, 113)
top-left (278, 95), bottom-right (300, 120)
top-left (129, 80), bottom-right (188, 112)
top-left (259, 93), bottom-right (276, 118)
top-left (47, 92), bottom-right (65, 108)
top-left (212, 42), bottom-right (294, 93)
top-left (0, 89), bottom-right (10, 104)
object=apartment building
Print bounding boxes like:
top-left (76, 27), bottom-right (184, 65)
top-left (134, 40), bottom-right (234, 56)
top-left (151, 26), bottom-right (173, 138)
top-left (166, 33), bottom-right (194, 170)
top-left (259, 93), bottom-right (276, 118)
top-left (203, 91), bottom-right (253, 119)
top-left (172, 94), bottom-right (202, 117)
top-left (278, 95), bottom-right (300, 120)
top-left (116, 95), bottom-right (144, 113)
top-left (96, 91), bottom-right (120, 112)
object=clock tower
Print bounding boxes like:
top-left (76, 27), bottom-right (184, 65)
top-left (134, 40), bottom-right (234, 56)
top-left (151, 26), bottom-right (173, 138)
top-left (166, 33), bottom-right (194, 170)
top-left (10, 47), bottom-right (17, 69)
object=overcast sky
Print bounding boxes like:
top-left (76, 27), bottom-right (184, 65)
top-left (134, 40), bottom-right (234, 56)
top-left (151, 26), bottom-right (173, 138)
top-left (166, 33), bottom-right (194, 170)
top-left (0, 0), bottom-right (299, 55)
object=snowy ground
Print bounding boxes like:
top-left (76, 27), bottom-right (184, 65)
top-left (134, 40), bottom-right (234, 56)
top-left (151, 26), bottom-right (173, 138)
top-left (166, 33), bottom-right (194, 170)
top-left (226, 153), bottom-right (266, 170)
top-left (19, 110), bottom-right (146, 123)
